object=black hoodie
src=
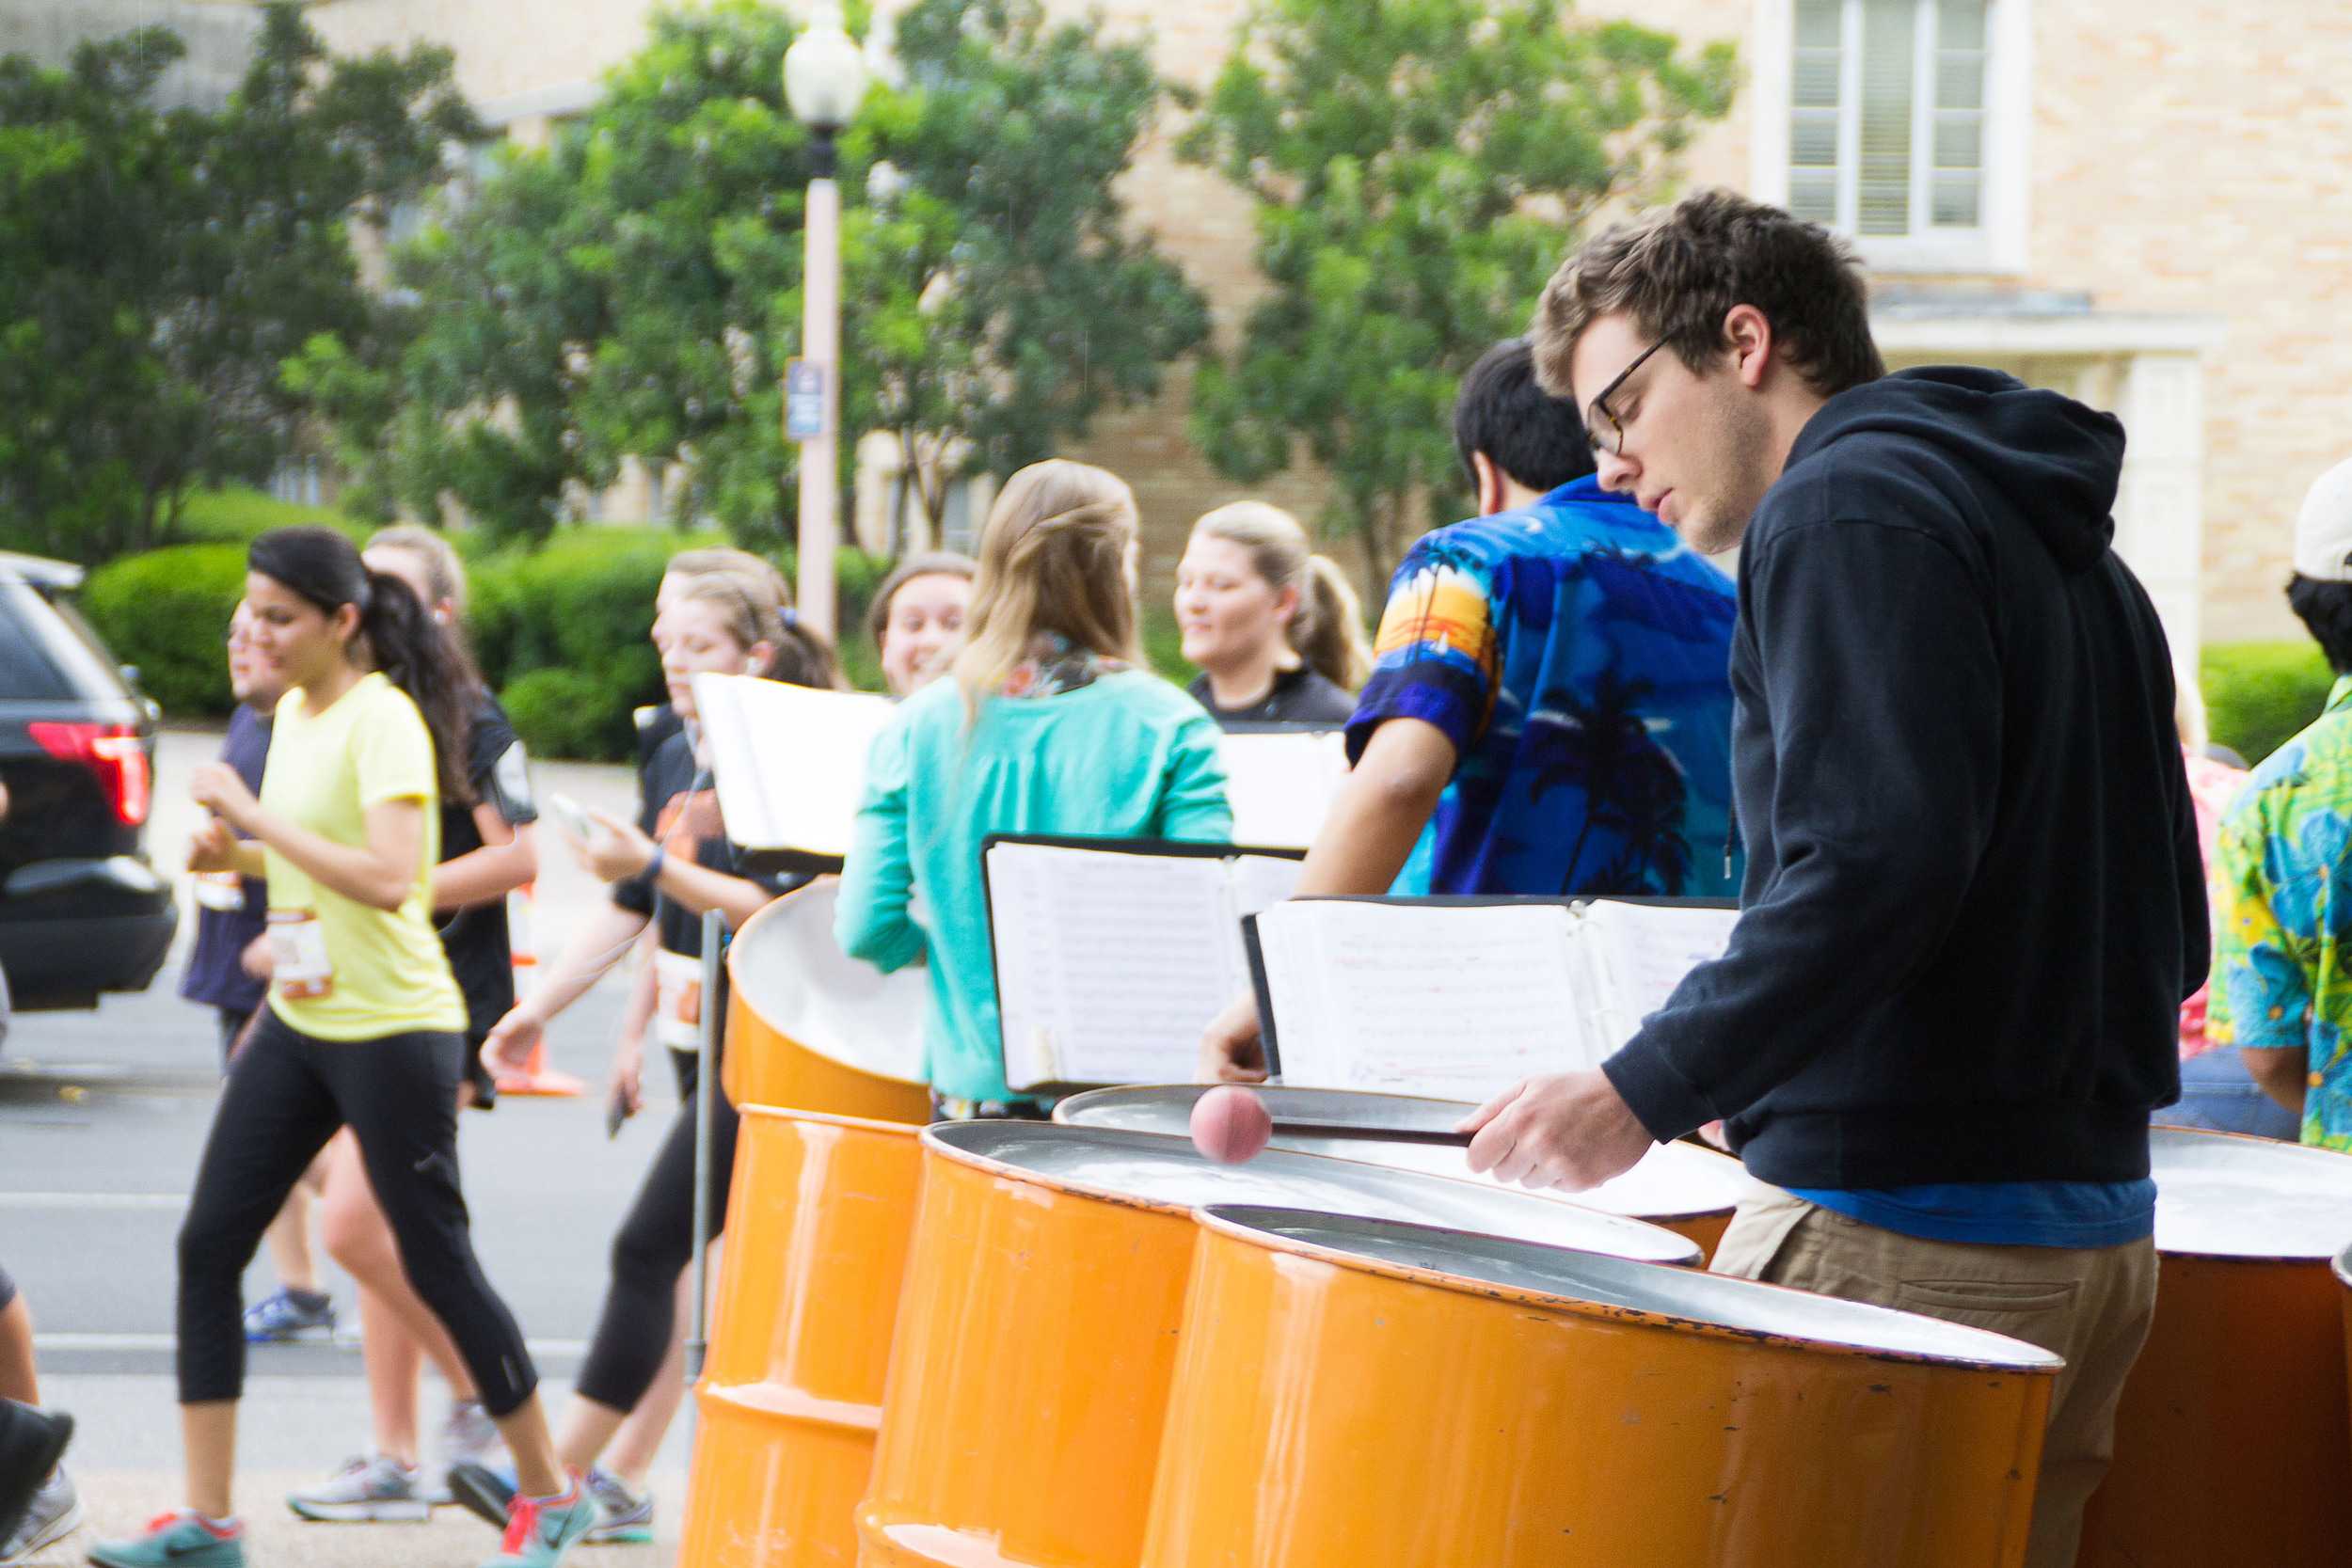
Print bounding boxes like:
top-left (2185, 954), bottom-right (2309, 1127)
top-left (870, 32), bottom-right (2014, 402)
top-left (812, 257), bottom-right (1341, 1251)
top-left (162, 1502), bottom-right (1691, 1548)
top-left (1602, 367), bottom-right (2204, 1189)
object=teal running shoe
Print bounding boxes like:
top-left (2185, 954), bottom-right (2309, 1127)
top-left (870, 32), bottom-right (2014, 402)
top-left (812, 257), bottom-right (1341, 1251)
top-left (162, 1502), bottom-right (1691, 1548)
top-left (87, 1513), bottom-right (245, 1568)
top-left (478, 1478), bottom-right (594, 1568)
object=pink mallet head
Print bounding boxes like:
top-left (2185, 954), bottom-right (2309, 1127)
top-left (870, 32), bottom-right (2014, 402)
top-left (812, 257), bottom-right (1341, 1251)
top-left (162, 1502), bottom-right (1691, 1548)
top-left (1190, 1085), bottom-right (1275, 1165)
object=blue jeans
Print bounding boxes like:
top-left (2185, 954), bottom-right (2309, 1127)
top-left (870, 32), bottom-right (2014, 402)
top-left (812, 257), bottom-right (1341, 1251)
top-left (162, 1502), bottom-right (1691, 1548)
top-left (2157, 1048), bottom-right (2302, 1140)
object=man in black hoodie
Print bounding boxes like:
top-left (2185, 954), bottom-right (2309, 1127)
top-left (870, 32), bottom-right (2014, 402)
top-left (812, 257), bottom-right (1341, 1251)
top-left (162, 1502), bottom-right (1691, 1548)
top-left (1460, 192), bottom-right (2204, 1567)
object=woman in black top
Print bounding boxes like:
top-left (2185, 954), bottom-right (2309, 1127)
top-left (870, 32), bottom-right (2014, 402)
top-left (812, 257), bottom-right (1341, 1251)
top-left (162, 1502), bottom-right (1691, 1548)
top-left (470, 565), bottom-right (840, 1540)
top-left (1175, 501), bottom-right (1372, 726)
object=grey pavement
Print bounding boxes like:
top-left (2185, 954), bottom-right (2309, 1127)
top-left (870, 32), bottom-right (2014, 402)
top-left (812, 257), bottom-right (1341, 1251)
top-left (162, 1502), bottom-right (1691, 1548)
top-left (0, 727), bottom-right (696, 1563)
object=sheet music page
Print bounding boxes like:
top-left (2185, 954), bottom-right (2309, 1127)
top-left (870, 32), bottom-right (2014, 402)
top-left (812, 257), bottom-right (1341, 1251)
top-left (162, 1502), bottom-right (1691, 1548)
top-left (1228, 854), bottom-right (1307, 921)
top-left (1216, 730), bottom-right (1350, 850)
top-left (988, 843), bottom-right (1245, 1089)
top-left (1576, 900), bottom-right (1741, 1053)
top-left (1256, 900), bottom-right (1587, 1101)
top-left (691, 674), bottom-right (897, 858)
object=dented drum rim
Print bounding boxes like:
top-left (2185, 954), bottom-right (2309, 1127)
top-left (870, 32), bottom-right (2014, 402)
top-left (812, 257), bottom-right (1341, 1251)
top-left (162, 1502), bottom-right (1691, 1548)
top-left (919, 1120), bottom-right (1703, 1265)
top-left (1197, 1203), bottom-right (2067, 1373)
top-left (2148, 1127), bottom-right (2352, 1262)
top-left (1052, 1083), bottom-right (1745, 1225)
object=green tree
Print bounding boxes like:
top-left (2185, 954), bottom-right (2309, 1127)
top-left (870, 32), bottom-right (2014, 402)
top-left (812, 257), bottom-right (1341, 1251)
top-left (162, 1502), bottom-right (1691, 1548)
top-left (1184, 0), bottom-right (1736, 591)
top-left (0, 5), bottom-right (477, 561)
top-left (299, 0), bottom-right (1207, 557)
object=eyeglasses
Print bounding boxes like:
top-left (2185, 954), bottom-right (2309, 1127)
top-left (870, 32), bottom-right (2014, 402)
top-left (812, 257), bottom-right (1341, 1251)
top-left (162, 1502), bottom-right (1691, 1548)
top-left (1587, 340), bottom-right (1666, 458)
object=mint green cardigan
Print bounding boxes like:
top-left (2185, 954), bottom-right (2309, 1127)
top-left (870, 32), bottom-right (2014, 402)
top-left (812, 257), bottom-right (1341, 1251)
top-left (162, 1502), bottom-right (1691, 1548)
top-left (834, 670), bottom-right (1233, 1103)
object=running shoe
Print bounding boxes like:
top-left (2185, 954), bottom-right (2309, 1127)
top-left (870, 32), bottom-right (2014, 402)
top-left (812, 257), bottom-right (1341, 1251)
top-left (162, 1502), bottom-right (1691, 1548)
top-left (86, 1513), bottom-right (244, 1568)
top-left (0, 1465), bottom-right (80, 1563)
top-left (424, 1400), bottom-right (504, 1507)
top-left (581, 1468), bottom-right (653, 1545)
top-left (241, 1287), bottom-right (335, 1344)
top-left (478, 1478), bottom-right (595, 1568)
top-left (285, 1453), bottom-right (430, 1523)
top-left (447, 1460), bottom-right (516, 1531)
top-left (0, 1402), bottom-right (69, 1552)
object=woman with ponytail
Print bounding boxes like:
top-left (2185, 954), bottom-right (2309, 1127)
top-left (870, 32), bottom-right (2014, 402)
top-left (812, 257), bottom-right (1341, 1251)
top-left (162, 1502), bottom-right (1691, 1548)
top-left (1175, 501), bottom-right (1371, 727)
top-left (93, 527), bottom-right (593, 1568)
top-left (836, 460), bottom-right (1233, 1117)
top-left (448, 565), bottom-right (825, 1545)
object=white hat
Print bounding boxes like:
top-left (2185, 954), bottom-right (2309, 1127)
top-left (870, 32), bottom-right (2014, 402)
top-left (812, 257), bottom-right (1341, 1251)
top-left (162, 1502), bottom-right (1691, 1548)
top-left (2294, 457), bottom-right (2352, 582)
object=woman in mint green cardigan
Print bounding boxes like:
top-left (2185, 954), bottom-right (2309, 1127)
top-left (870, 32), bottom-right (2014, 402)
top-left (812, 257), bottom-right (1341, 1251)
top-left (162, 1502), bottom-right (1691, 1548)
top-left (836, 460), bottom-right (1233, 1116)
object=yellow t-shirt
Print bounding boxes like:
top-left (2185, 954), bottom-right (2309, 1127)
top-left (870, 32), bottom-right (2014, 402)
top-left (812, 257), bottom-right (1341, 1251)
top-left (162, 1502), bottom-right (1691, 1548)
top-left (261, 672), bottom-right (467, 1041)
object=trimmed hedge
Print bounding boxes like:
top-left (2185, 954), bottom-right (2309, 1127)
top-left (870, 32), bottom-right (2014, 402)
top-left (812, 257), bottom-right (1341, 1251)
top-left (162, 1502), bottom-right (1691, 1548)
top-left (2202, 641), bottom-right (2334, 768)
top-left (80, 543), bottom-right (252, 716)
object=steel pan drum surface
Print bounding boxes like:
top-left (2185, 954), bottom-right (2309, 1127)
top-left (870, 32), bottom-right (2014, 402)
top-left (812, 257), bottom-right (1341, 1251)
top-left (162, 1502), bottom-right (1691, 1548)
top-left (679, 1108), bottom-right (924, 1568)
top-left (1056, 1084), bottom-right (1743, 1257)
top-left (1143, 1206), bottom-right (2058, 1568)
top-left (723, 879), bottom-right (930, 1122)
top-left (854, 1122), bottom-right (1698, 1568)
top-left (2076, 1129), bottom-right (2352, 1568)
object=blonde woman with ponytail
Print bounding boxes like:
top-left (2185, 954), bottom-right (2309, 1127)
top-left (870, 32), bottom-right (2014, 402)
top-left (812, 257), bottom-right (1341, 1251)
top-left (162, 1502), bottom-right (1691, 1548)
top-left (1176, 501), bottom-right (1371, 727)
top-left (837, 460), bottom-right (1232, 1117)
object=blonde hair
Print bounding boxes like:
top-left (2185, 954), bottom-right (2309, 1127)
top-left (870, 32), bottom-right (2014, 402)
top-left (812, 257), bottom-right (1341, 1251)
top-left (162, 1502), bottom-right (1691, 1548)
top-left (2175, 673), bottom-right (2209, 753)
top-left (1190, 501), bottom-right (1373, 691)
top-left (954, 459), bottom-right (1142, 722)
top-left (670, 568), bottom-right (846, 689)
top-left (666, 546), bottom-right (794, 608)
top-left (365, 524), bottom-right (469, 615)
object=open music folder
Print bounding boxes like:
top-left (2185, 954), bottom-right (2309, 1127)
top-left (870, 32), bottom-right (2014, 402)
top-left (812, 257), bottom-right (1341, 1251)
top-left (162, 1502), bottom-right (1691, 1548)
top-left (1244, 896), bottom-right (1740, 1101)
top-left (982, 835), bottom-right (1306, 1094)
top-left (691, 673), bottom-right (898, 872)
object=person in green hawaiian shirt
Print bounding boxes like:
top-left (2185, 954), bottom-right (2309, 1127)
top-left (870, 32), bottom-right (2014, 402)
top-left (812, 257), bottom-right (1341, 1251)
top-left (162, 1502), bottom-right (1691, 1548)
top-left (2209, 455), bottom-right (2352, 1150)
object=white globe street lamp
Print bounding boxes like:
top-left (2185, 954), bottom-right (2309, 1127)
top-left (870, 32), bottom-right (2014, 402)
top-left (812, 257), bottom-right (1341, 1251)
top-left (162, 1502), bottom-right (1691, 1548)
top-left (782, 2), bottom-right (866, 639)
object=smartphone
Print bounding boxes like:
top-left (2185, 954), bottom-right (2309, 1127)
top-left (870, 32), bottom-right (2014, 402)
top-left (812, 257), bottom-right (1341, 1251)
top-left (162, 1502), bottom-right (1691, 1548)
top-left (547, 790), bottom-right (596, 842)
top-left (605, 1077), bottom-right (633, 1140)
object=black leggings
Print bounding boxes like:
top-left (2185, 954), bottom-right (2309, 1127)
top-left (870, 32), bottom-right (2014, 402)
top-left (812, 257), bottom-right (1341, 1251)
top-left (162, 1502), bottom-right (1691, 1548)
top-left (573, 1071), bottom-right (738, 1413)
top-left (176, 1010), bottom-right (537, 1416)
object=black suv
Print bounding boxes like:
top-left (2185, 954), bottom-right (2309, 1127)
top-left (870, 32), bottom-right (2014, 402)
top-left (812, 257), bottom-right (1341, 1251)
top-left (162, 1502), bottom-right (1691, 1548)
top-left (0, 551), bottom-right (175, 1011)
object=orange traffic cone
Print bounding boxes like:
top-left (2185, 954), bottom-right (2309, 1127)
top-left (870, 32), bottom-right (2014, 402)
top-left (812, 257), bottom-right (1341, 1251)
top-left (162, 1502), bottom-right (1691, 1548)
top-left (498, 880), bottom-right (583, 1097)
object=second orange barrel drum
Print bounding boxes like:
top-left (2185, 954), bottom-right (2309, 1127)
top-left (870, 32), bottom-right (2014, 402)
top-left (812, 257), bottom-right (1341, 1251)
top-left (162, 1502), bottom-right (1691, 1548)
top-left (1143, 1205), bottom-right (2060, 1568)
top-left (854, 1121), bottom-right (1701, 1568)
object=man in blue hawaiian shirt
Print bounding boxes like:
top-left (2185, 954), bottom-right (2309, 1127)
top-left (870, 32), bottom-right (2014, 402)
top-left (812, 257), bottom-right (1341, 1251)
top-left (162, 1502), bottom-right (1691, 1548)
top-left (1200, 337), bottom-right (1738, 1079)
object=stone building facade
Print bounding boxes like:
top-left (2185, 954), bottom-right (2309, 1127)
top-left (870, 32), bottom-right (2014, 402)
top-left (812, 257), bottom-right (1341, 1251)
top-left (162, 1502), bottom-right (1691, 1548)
top-left (119, 0), bottom-right (2352, 654)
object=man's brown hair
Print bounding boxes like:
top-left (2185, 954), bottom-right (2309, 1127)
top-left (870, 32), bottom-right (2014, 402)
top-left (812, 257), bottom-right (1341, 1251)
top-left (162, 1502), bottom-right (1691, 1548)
top-left (1530, 189), bottom-right (1884, 406)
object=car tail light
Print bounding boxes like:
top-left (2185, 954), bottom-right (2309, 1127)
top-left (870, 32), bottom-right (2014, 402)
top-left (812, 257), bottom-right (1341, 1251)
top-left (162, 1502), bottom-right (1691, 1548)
top-left (29, 721), bottom-right (152, 827)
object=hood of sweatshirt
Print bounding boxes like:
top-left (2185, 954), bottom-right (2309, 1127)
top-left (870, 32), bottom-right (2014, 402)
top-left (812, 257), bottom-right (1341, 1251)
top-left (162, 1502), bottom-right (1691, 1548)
top-left (1784, 366), bottom-right (2125, 573)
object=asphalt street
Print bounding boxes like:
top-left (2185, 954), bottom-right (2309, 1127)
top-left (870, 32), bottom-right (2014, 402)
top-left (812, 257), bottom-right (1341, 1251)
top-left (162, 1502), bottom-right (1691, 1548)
top-left (1, 727), bottom-right (694, 1565)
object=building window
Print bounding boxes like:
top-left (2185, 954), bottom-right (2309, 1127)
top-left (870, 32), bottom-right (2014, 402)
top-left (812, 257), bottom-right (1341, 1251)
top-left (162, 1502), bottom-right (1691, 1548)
top-left (1756, 0), bottom-right (2028, 273)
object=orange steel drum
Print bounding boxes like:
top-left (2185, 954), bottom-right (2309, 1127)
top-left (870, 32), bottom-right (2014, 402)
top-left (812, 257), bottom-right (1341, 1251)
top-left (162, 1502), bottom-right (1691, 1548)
top-left (856, 1122), bottom-right (1698, 1568)
top-left (1143, 1205), bottom-right (2059, 1568)
top-left (2076, 1129), bottom-right (2352, 1568)
top-left (1057, 1084), bottom-right (1744, 1261)
top-left (723, 878), bottom-right (930, 1123)
top-left (678, 1107), bottom-right (925, 1568)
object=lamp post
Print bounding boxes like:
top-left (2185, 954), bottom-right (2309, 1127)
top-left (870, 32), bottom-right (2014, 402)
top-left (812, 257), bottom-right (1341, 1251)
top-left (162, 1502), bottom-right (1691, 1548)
top-left (783, 2), bottom-right (866, 640)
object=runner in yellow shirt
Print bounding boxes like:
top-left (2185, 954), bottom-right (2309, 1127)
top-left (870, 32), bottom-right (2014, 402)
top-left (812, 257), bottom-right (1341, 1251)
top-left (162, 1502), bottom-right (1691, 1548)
top-left (88, 527), bottom-right (593, 1568)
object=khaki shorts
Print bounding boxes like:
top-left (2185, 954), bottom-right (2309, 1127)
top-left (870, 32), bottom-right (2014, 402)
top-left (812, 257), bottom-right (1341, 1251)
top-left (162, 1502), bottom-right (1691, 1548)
top-left (1712, 1180), bottom-right (2157, 1568)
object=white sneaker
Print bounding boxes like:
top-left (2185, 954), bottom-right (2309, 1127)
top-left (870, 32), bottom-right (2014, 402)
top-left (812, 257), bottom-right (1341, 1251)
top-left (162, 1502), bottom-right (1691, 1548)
top-left (285, 1453), bottom-right (431, 1523)
top-left (0, 1467), bottom-right (81, 1563)
top-left (424, 1399), bottom-right (504, 1507)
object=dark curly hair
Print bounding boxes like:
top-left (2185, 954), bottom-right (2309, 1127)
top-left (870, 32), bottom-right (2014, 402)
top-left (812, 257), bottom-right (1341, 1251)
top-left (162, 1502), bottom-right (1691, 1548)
top-left (2289, 573), bottom-right (2352, 675)
top-left (1530, 189), bottom-right (1885, 404)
